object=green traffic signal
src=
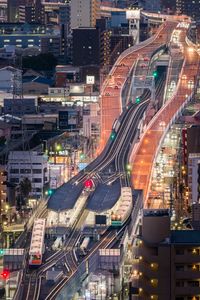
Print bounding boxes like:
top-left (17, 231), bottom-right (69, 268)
top-left (153, 70), bottom-right (158, 78)
top-left (80, 153), bottom-right (85, 160)
top-left (48, 189), bottom-right (53, 196)
top-left (110, 131), bottom-right (116, 140)
top-left (0, 249), bottom-right (4, 256)
top-left (135, 97), bottom-right (140, 104)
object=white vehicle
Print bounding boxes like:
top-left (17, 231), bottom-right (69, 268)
top-left (170, 81), bottom-right (176, 87)
top-left (29, 218), bottom-right (45, 266)
top-left (188, 80), bottom-right (194, 89)
top-left (112, 119), bottom-right (121, 132)
top-left (52, 237), bottom-right (62, 251)
top-left (80, 237), bottom-right (90, 255)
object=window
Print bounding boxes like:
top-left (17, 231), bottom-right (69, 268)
top-left (10, 178), bottom-right (19, 183)
top-left (176, 281), bottom-right (184, 287)
top-left (10, 169), bottom-right (19, 174)
top-left (32, 178), bottom-right (42, 183)
top-left (188, 281), bottom-right (200, 287)
top-left (176, 265), bottom-right (184, 271)
top-left (32, 169), bottom-right (42, 174)
top-left (176, 248), bottom-right (184, 255)
top-left (20, 169), bottom-right (31, 174)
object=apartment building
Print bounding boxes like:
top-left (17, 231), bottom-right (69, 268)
top-left (70, 0), bottom-right (99, 29)
top-left (132, 210), bottom-right (200, 300)
top-left (188, 153), bottom-right (200, 205)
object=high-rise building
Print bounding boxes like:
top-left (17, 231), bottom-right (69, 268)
top-left (70, 0), bottom-right (100, 29)
top-left (7, 0), bottom-right (23, 22)
top-left (18, 0), bottom-right (45, 24)
top-left (72, 28), bottom-right (101, 66)
top-left (132, 209), bottom-right (200, 300)
top-left (59, 4), bottom-right (71, 63)
top-left (8, 0), bottom-right (45, 23)
top-left (188, 153), bottom-right (200, 205)
top-left (176, 0), bottom-right (200, 21)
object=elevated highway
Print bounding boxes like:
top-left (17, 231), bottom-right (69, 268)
top-left (131, 22), bottom-right (200, 208)
top-left (100, 21), bottom-right (178, 150)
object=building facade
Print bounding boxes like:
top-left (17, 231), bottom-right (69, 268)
top-left (8, 151), bottom-right (49, 198)
top-left (188, 153), bottom-right (200, 205)
top-left (132, 209), bottom-right (200, 300)
top-left (70, 0), bottom-right (99, 29)
top-left (176, 0), bottom-right (200, 21)
top-left (0, 66), bottom-right (22, 95)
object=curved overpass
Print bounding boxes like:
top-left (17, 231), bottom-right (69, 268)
top-left (130, 21), bottom-right (200, 207)
top-left (100, 21), bottom-right (178, 150)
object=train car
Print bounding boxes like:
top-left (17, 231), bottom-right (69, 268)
top-left (29, 218), bottom-right (46, 267)
top-left (111, 187), bottom-right (133, 227)
top-left (80, 237), bottom-right (90, 255)
top-left (112, 119), bottom-right (121, 133)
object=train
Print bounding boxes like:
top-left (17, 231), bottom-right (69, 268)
top-left (111, 187), bottom-right (133, 227)
top-left (29, 218), bottom-right (46, 267)
top-left (80, 237), bottom-right (90, 255)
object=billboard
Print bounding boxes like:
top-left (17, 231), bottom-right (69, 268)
top-left (126, 9), bottom-right (140, 20)
top-left (86, 75), bottom-right (95, 85)
top-left (78, 163), bottom-right (88, 171)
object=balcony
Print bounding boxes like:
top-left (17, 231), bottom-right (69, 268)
top-left (175, 254), bottom-right (200, 263)
top-left (139, 262), bottom-right (158, 279)
top-left (176, 269), bottom-right (200, 279)
top-left (175, 286), bottom-right (200, 296)
top-left (139, 279), bottom-right (158, 295)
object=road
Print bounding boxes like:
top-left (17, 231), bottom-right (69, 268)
top-left (131, 21), bottom-right (200, 208)
top-left (100, 21), bottom-right (178, 150)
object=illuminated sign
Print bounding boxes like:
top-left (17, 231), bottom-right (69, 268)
top-left (86, 75), bottom-right (95, 85)
top-left (126, 9), bottom-right (140, 20)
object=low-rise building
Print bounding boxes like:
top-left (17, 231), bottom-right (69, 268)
top-left (8, 151), bottom-right (49, 198)
top-left (4, 98), bottom-right (38, 116)
top-left (23, 76), bottom-right (53, 95)
top-left (83, 103), bottom-right (100, 138)
top-left (0, 66), bottom-right (22, 94)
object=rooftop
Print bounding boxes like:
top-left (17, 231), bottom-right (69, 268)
top-left (171, 230), bottom-right (200, 244)
top-left (87, 179), bottom-right (121, 212)
top-left (47, 182), bottom-right (84, 211)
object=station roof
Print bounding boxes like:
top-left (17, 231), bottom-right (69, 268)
top-left (47, 182), bottom-right (84, 211)
top-left (87, 179), bottom-right (121, 212)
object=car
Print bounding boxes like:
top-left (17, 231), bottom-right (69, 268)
top-left (188, 80), bottom-right (194, 88)
top-left (114, 85), bottom-right (119, 89)
top-left (170, 80), bottom-right (176, 87)
top-left (182, 74), bottom-right (187, 80)
top-left (105, 92), bottom-right (110, 96)
top-left (140, 63), bottom-right (147, 68)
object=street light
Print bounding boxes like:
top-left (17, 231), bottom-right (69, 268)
top-left (56, 144), bottom-right (61, 151)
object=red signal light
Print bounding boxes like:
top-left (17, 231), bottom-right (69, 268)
top-left (1, 269), bottom-right (10, 279)
top-left (84, 179), bottom-right (93, 189)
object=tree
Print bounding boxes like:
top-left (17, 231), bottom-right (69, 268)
top-left (22, 53), bottom-right (57, 71)
top-left (19, 177), bottom-right (32, 204)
